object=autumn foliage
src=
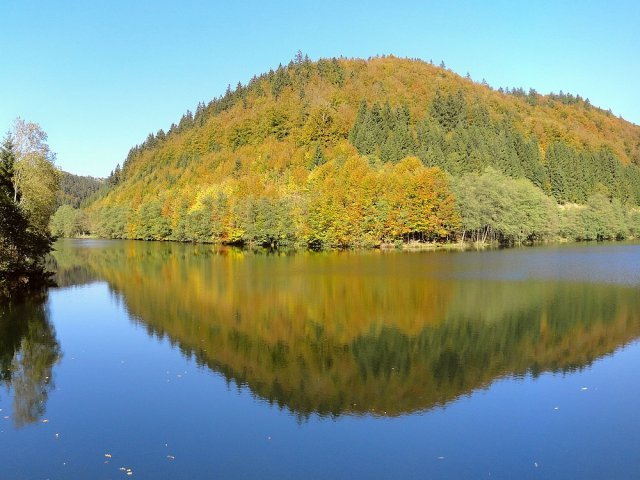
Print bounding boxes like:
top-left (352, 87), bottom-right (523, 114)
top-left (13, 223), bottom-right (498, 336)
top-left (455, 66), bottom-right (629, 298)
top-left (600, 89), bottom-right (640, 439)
top-left (80, 56), bottom-right (640, 247)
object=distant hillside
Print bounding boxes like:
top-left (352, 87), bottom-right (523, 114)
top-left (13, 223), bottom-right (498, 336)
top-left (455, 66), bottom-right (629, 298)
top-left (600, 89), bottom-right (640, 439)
top-left (58, 171), bottom-right (104, 208)
top-left (84, 55), bottom-right (640, 247)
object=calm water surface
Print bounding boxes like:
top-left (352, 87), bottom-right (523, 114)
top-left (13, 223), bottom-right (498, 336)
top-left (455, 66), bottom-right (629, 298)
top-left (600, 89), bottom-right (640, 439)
top-left (1, 240), bottom-right (640, 479)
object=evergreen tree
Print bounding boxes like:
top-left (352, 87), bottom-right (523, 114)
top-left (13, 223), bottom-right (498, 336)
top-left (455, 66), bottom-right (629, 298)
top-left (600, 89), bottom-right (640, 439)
top-left (271, 65), bottom-right (290, 100)
top-left (312, 144), bottom-right (326, 167)
top-left (430, 89), bottom-right (466, 131)
top-left (0, 133), bottom-right (16, 198)
top-left (349, 101), bottom-right (368, 148)
top-left (545, 143), bottom-right (572, 203)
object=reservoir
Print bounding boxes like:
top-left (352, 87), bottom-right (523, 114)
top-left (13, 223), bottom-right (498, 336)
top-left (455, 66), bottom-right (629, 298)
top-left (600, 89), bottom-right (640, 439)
top-left (1, 239), bottom-right (639, 479)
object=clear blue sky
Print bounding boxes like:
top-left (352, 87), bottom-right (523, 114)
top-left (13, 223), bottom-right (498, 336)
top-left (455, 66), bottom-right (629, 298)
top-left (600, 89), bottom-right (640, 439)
top-left (1, 0), bottom-right (638, 177)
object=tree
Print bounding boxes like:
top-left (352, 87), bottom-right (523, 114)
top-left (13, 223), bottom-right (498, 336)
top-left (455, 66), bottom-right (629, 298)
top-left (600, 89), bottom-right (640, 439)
top-left (9, 118), bottom-right (61, 233)
top-left (0, 133), bottom-right (16, 197)
top-left (0, 119), bottom-right (59, 293)
top-left (50, 205), bottom-right (87, 238)
top-left (453, 168), bottom-right (557, 244)
top-left (107, 164), bottom-right (121, 187)
top-left (430, 90), bottom-right (466, 131)
top-left (0, 190), bottom-right (52, 290)
top-left (134, 200), bottom-right (171, 241)
top-left (312, 144), bottom-right (327, 167)
top-left (15, 153), bottom-right (61, 234)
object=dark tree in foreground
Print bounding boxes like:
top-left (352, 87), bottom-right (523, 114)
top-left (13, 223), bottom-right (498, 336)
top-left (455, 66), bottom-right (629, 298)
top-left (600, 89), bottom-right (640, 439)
top-left (0, 127), bottom-right (57, 296)
top-left (0, 182), bottom-right (52, 294)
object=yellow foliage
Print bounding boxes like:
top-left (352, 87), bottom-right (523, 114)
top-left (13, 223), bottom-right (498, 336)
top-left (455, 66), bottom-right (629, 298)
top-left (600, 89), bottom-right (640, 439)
top-left (86, 57), bottom-right (639, 246)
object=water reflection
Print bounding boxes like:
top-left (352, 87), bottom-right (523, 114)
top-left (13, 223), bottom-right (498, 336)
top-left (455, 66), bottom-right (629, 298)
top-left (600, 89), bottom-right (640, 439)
top-left (53, 240), bottom-right (640, 418)
top-left (0, 293), bottom-right (61, 427)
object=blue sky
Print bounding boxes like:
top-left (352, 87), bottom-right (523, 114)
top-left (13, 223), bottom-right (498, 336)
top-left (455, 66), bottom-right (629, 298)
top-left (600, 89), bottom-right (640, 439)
top-left (1, 0), bottom-right (638, 177)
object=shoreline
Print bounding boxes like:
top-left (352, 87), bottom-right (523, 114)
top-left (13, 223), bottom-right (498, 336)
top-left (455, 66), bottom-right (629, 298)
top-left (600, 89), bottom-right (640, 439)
top-left (55, 235), bottom-right (638, 253)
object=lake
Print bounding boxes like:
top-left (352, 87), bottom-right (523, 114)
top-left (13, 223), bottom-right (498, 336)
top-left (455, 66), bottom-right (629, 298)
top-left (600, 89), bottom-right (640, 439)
top-left (1, 239), bottom-right (640, 479)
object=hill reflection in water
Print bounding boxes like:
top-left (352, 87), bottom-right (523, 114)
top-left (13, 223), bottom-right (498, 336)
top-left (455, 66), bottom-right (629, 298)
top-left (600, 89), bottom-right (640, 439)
top-left (52, 239), bottom-right (640, 418)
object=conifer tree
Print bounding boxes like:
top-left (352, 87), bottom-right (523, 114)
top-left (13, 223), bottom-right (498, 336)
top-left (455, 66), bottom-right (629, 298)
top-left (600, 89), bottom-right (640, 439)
top-left (0, 133), bottom-right (16, 198)
top-left (312, 145), bottom-right (326, 167)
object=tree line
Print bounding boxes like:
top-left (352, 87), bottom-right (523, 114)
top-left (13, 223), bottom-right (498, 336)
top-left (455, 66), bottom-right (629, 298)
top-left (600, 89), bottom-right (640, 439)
top-left (87, 156), bottom-right (459, 248)
top-left (74, 157), bottom-right (640, 248)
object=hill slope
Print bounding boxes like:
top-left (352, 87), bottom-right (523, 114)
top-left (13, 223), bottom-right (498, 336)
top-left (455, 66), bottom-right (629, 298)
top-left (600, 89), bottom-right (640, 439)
top-left (58, 172), bottom-right (104, 208)
top-left (86, 56), bottom-right (640, 247)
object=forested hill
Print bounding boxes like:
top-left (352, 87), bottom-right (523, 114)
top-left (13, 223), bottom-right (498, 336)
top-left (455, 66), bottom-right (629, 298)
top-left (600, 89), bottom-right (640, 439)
top-left (85, 55), bottom-right (640, 247)
top-left (58, 172), bottom-right (104, 208)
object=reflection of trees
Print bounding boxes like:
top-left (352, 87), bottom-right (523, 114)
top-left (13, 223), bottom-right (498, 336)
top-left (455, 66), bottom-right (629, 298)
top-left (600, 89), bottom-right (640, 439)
top-left (53, 241), bottom-right (640, 418)
top-left (48, 245), bottom-right (98, 288)
top-left (0, 294), bottom-right (61, 427)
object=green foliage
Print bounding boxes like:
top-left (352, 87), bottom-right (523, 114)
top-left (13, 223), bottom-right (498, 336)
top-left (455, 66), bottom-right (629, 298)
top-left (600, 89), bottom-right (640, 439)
top-left (0, 192), bottom-right (52, 288)
top-left (93, 205), bottom-right (130, 239)
top-left (350, 102), bottom-right (416, 163)
top-left (239, 196), bottom-right (297, 247)
top-left (0, 123), bottom-right (58, 293)
top-left (133, 200), bottom-right (171, 241)
top-left (0, 134), bottom-right (16, 197)
top-left (542, 143), bottom-right (640, 206)
top-left (627, 208), bottom-right (640, 237)
top-left (312, 144), bottom-right (327, 168)
top-left (430, 90), bottom-right (466, 131)
top-left (348, 89), bottom-right (640, 210)
top-left (271, 65), bottom-right (291, 100)
top-left (316, 58), bottom-right (345, 87)
top-left (50, 205), bottom-right (88, 238)
top-left (58, 172), bottom-right (104, 208)
top-left (418, 95), bottom-right (547, 184)
top-left (453, 168), bottom-right (557, 244)
top-left (15, 154), bottom-right (61, 234)
top-left (558, 194), bottom-right (630, 241)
